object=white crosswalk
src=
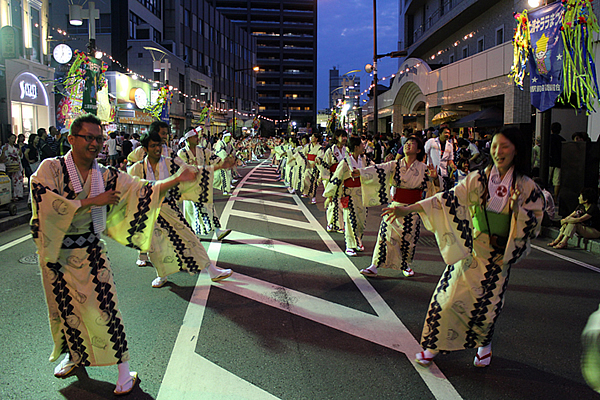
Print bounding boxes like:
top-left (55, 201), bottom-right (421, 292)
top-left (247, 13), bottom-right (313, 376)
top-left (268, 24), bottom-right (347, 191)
top-left (157, 160), bottom-right (463, 400)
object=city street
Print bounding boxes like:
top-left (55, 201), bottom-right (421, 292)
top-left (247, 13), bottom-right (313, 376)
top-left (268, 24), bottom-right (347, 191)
top-left (1, 159), bottom-right (600, 400)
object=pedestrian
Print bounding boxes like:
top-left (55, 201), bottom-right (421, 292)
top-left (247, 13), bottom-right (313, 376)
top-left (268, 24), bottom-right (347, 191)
top-left (106, 131), bottom-right (119, 167)
top-left (57, 127), bottom-right (71, 156)
top-left (177, 127), bottom-right (232, 241)
top-left (547, 188), bottom-right (600, 249)
top-left (23, 134), bottom-right (40, 176)
top-left (382, 127), bottom-right (544, 368)
top-left (30, 113), bottom-right (199, 395)
top-left (324, 135), bottom-right (369, 256)
top-left (121, 133), bottom-right (133, 159)
top-left (128, 129), bottom-right (234, 288)
top-left (357, 135), bottom-right (436, 277)
top-left (37, 128), bottom-right (56, 160)
top-left (0, 133), bottom-right (24, 200)
top-left (424, 124), bottom-right (456, 191)
top-left (318, 129), bottom-right (348, 233)
top-left (549, 122), bottom-right (565, 198)
top-left (47, 126), bottom-right (60, 156)
top-left (130, 133), bottom-right (140, 150)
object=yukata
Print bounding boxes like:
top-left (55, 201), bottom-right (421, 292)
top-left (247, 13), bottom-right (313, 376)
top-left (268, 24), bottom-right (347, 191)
top-left (178, 144), bottom-right (223, 235)
top-left (282, 144), bottom-right (298, 188)
top-left (417, 170), bottom-right (543, 352)
top-left (127, 144), bottom-right (173, 165)
top-left (320, 145), bottom-right (347, 231)
top-left (301, 143), bottom-right (324, 198)
top-left (31, 154), bottom-right (163, 367)
top-left (1, 143), bottom-right (24, 199)
top-left (290, 146), bottom-right (308, 193)
top-left (129, 156), bottom-right (215, 279)
top-left (360, 159), bottom-right (434, 272)
top-left (213, 139), bottom-right (234, 193)
top-left (324, 154), bottom-right (369, 251)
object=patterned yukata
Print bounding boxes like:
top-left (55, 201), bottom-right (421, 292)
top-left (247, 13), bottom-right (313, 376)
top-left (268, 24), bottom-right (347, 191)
top-left (301, 142), bottom-right (324, 198)
top-left (1, 143), bottom-right (24, 198)
top-left (360, 159), bottom-right (434, 271)
top-left (417, 170), bottom-right (543, 352)
top-left (178, 144), bottom-right (223, 235)
top-left (31, 155), bottom-right (163, 367)
top-left (319, 145), bottom-right (347, 231)
top-left (129, 156), bottom-right (215, 279)
top-left (282, 144), bottom-right (298, 188)
top-left (213, 139), bottom-right (234, 193)
top-left (324, 154), bottom-right (368, 250)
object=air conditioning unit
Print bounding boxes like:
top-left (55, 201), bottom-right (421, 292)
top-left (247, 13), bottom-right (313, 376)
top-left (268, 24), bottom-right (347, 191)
top-left (136, 24), bottom-right (152, 40)
top-left (161, 40), bottom-right (176, 53)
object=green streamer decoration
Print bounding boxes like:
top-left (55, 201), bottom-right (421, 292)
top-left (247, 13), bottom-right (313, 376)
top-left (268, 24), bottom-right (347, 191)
top-left (509, 10), bottom-right (530, 90)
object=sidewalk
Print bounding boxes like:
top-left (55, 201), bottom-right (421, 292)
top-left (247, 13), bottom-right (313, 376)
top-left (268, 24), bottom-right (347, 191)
top-left (0, 197), bottom-right (31, 232)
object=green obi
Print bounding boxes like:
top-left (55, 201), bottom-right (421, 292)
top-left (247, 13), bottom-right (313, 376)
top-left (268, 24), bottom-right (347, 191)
top-left (472, 206), bottom-right (511, 237)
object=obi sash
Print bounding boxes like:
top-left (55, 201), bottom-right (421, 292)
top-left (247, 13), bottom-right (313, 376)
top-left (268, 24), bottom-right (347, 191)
top-left (307, 154), bottom-right (316, 161)
top-left (344, 177), bottom-right (361, 188)
top-left (392, 188), bottom-right (423, 204)
top-left (329, 163), bottom-right (339, 173)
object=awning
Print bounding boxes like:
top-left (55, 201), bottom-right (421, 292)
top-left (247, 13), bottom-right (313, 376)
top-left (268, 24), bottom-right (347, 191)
top-left (450, 107), bottom-right (503, 128)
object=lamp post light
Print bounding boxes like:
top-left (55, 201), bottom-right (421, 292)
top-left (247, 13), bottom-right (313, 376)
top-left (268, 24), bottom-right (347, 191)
top-left (233, 65), bottom-right (259, 137)
top-left (68, 1), bottom-right (100, 55)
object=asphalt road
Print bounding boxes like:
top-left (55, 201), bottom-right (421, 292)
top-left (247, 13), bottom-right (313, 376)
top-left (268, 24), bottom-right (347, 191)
top-left (1, 159), bottom-right (600, 400)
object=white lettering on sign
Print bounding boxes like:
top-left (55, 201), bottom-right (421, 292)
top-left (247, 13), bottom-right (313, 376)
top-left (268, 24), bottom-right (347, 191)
top-left (19, 80), bottom-right (38, 100)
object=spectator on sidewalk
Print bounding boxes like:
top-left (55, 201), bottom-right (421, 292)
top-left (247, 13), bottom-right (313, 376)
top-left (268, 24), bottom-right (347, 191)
top-left (47, 126), bottom-right (60, 156)
top-left (548, 188), bottom-right (600, 249)
top-left (106, 131), bottom-right (119, 167)
top-left (23, 134), bottom-right (40, 177)
top-left (549, 122), bottom-right (565, 198)
top-left (0, 134), bottom-right (24, 200)
top-left (37, 128), bottom-right (55, 160)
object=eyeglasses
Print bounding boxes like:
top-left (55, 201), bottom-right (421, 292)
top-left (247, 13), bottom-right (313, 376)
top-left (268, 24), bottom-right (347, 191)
top-left (72, 134), bottom-right (105, 144)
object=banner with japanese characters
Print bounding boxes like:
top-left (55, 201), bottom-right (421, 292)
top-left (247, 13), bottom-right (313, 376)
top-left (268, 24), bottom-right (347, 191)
top-left (528, 2), bottom-right (565, 112)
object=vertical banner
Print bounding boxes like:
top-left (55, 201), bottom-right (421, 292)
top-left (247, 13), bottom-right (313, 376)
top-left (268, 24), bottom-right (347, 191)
top-left (159, 90), bottom-right (171, 122)
top-left (82, 56), bottom-right (102, 115)
top-left (528, 2), bottom-right (565, 112)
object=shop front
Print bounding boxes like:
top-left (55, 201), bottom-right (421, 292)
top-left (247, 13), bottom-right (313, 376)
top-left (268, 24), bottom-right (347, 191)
top-left (106, 72), bottom-right (154, 136)
top-left (9, 69), bottom-right (52, 140)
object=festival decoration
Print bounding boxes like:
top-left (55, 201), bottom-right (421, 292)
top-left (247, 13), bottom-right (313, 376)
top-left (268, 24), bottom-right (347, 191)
top-left (252, 115), bottom-right (260, 131)
top-left (509, 10), bottom-right (530, 89)
top-left (326, 109), bottom-right (339, 134)
top-left (63, 50), bottom-right (109, 117)
top-left (144, 85), bottom-right (171, 121)
top-left (560, 0), bottom-right (600, 112)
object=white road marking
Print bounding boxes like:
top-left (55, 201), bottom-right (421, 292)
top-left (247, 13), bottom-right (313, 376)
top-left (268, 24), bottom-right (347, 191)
top-left (159, 161), bottom-right (463, 399)
top-left (531, 244), bottom-right (600, 273)
top-left (0, 234), bottom-right (32, 252)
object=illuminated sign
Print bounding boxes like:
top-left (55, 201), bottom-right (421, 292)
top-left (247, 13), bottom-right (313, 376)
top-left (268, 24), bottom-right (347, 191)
top-left (10, 72), bottom-right (48, 106)
top-left (20, 80), bottom-right (38, 100)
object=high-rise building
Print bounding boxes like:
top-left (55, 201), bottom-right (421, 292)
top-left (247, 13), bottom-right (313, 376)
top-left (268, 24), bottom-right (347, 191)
top-left (207, 0), bottom-right (317, 131)
top-left (49, 0), bottom-right (257, 137)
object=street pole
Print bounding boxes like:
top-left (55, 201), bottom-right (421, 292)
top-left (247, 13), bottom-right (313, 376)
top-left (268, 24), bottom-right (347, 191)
top-left (372, 0), bottom-right (378, 136)
top-left (233, 71), bottom-right (236, 136)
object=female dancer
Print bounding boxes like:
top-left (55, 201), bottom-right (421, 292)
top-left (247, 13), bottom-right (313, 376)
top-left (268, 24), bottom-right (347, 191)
top-left (324, 136), bottom-right (369, 256)
top-left (357, 136), bottom-right (435, 277)
top-left (383, 127), bottom-right (543, 368)
top-left (318, 129), bottom-right (348, 233)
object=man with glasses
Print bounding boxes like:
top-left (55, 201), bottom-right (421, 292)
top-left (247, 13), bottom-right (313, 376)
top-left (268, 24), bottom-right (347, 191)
top-left (30, 114), bottom-right (198, 395)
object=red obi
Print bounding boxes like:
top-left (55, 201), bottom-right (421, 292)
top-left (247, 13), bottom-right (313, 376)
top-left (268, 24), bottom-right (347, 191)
top-left (344, 177), bottom-right (361, 188)
top-left (329, 163), bottom-right (339, 173)
top-left (392, 188), bottom-right (423, 204)
top-left (307, 154), bottom-right (316, 161)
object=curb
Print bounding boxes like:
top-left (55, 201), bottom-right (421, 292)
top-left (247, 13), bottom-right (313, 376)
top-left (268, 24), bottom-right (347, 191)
top-left (0, 211), bottom-right (31, 232)
top-left (541, 226), bottom-right (600, 256)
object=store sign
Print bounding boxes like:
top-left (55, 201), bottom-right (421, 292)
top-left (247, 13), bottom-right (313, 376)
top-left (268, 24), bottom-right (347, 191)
top-left (0, 26), bottom-right (19, 60)
top-left (119, 110), bottom-right (154, 125)
top-left (10, 72), bottom-right (48, 106)
top-left (129, 87), bottom-right (148, 109)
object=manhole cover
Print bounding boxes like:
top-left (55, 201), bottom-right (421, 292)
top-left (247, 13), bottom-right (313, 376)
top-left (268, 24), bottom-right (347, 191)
top-left (19, 254), bottom-right (38, 264)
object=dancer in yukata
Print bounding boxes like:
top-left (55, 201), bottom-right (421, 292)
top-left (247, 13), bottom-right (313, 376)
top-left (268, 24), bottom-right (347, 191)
top-left (129, 130), bottom-right (235, 288)
top-left (383, 127), bottom-right (544, 368)
top-left (177, 127), bottom-right (232, 241)
top-left (356, 136), bottom-right (436, 277)
top-left (318, 129), bottom-right (348, 233)
top-left (31, 114), bottom-right (199, 395)
top-left (324, 136), bottom-right (370, 256)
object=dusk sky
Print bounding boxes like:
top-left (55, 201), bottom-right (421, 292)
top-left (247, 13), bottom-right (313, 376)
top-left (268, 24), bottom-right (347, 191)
top-left (316, 0), bottom-right (400, 110)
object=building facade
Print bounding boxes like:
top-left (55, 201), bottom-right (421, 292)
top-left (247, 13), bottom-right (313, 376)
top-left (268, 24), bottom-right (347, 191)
top-left (49, 0), bottom-right (257, 137)
top-left (208, 0), bottom-right (317, 131)
top-left (0, 0), bottom-right (55, 143)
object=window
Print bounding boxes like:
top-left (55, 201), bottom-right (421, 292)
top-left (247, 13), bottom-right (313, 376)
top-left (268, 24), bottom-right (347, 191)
top-left (137, 0), bottom-right (161, 18)
top-left (477, 37), bottom-right (484, 53)
top-left (129, 12), bottom-right (144, 39)
top-left (138, 53), bottom-right (144, 58)
top-left (184, 9), bottom-right (190, 26)
top-left (462, 46), bottom-right (468, 59)
top-left (30, 6), bottom-right (41, 62)
top-left (449, 54), bottom-right (454, 63)
top-left (496, 26), bottom-right (504, 46)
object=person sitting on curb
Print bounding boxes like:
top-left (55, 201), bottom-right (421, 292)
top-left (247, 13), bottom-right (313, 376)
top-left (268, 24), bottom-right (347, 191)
top-left (548, 188), bottom-right (600, 249)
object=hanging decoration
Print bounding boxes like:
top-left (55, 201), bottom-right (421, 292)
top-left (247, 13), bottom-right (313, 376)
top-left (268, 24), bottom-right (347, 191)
top-left (326, 109), bottom-right (339, 134)
top-left (560, 0), bottom-right (600, 113)
top-left (509, 10), bottom-right (530, 89)
top-left (252, 115), bottom-right (260, 131)
top-left (510, 0), bottom-right (600, 113)
top-left (144, 85), bottom-right (171, 121)
top-left (63, 50), bottom-right (109, 118)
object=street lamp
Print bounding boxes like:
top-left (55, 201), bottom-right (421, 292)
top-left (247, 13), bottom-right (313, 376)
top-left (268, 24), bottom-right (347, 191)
top-left (233, 65), bottom-right (259, 136)
top-left (68, 1), bottom-right (100, 55)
